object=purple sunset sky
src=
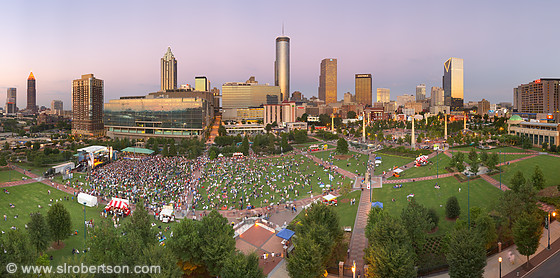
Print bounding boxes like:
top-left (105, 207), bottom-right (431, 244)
top-left (1, 0), bottom-right (559, 108)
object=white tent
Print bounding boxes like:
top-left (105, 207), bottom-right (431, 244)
top-left (323, 194), bottom-right (338, 202)
top-left (77, 193), bottom-right (98, 207)
top-left (394, 168), bottom-right (404, 174)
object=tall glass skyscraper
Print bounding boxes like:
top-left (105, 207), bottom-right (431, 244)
top-left (355, 74), bottom-right (372, 106)
top-left (161, 47), bottom-right (177, 92)
top-left (275, 36), bottom-right (290, 101)
top-left (443, 57), bottom-right (464, 110)
top-left (416, 84), bottom-right (426, 101)
top-left (26, 72), bottom-right (37, 113)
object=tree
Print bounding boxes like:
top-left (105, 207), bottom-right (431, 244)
top-left (168, 219), bottom-right (206, 276)
top-left (220, 252), bottom-right (264, 278)
top-left (240, 136), bottom-right (250, 156)
top-left (347, 110), bottom-right (357, 119)
top-left (486, 153), bottom-right (499, 171)
top-left (141, 244), bottom-right (184, 278)
top-left (446, 196), bottom-right (461, 219)
top-left (468, 148), bottom-right (478, 164)
top-left (209, 149), bottom-right (217, 160)
top-left (427, 208), bottom-right (440, 230)
top-left (531, 165), bottom-right (545, 190)
top-left (336, 137), bottom-right (348, 154)
top-left (446, 227), bottom-right (487, 278)
top-left (470, 162), bottom-right (479, 176)
top-left (218, 125), bottom-right (227, 136)
top-left (0, 156), bottom-right (7, 166)
top-left (0, 230), bottom-right (36, 276)
top-left (168, 143), bottom-right (177, 156)
top-left (199, 211), bottom-right (236, 276)
top-left (473, 213), bottom-right (498, 250)
top-left (480, 152), bottom-right (488, 164)
top-left (542, 142), bottom-right (548, 151)
top-left (27, 212), bottom-right (51, 255)
top-left (510, 171), bottom-right (526, 192)
top-left (400, 199), bottom-right (432, 254)
top-left (265, 124), bottom-right (272, 133)
top-left (125, 200), bottom-right (154, 246)
top-left (287, 233), bottom-right (324, 278)
top-left (513, 212), bottom-right (543, 267)
top-left (47, 202), bottom-right (72, 245)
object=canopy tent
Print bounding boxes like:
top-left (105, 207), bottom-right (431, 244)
top-left (393, 168), bottom-right (404, 174)
top-left (323, 194), bottom-right (338, 202)
top-left (371, 201), bottom-right (383, 209)
top-left (375, 157), bottom-right (382, 160)
top-left (106, 199), bottom-right (129, 209)
top-left (120, 147), bottom-right (154, 155)
top-left (77, 193), bottom-right (97, 207)
top-left (160, 207), bottom-right (174, 217)
top-left (276, 228), bottom-right (296, 240)
top-left (415, 155), bottom-right (429, 166)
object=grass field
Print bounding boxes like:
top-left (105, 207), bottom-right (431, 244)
top-left (388, 154), bottom-right (451, 180)
top-left (335, 190), bottom-right (361, 228)
top-left (371, 154), bottom-right (412, 175)
top-left (372, 176), bottom-right (503, 235)
top-left (0, 168), bottom-right (27, 183)
top-left (447, 149), bottom-right (530, 163)
top-left (498, 155), bottom-right (560, 188)
top-left (312, 150), bottom-right (369, 175)
top-left (451, 146), bottom-right (532, 153)
top-left (13, 162), bottom-right (50, 177)
top-left (197, 154), bottom-right (353, 210)
top-left (52, 172), bottom-right (88, 186)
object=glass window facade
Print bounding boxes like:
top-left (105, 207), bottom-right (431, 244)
top-left (104, 97), bottom-right (209, 137)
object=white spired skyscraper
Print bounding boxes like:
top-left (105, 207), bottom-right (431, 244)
top-left (161, 47), bottom-right (177, 92)
top-left (275, 35), bottom-right (290, 101)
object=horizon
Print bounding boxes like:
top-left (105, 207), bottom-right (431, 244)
top-left (1, 0), bottom-right (559, 108)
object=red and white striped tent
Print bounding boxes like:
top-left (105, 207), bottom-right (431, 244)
top-left (105, 198), bottom-right (131, 215)
top-left (415, 155), bottom-right (429, 166)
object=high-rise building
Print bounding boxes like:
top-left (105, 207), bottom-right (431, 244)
top-left (396, 94), bottom-right (416, 107)
top-left (6, 88), bottom-right (17, 115)
top-left (26, 72), bottom-right (37, 113)
top-left (355, 74), bottom-right (372, 106)
top-left (344, 92), bottom-right (354, 104)
top-left (291, 91), bottom-right (303, 101)
top-left (430, 87), bottom-right (444, 106)
top-left (416, 84), bottom-right (426, 101)
top-left (51, 100), bottom-right (63, 114)
top-left (478, 99), bottom-right (490, 115)
top-left (72, 74), bottom-right (104, 137)
top-left (443, 57), bottom-right (464, 111)
top-left (275, 35), bottom-right (290, 101)
top-left (376, 88), bottom-right (390, 103)
top-left (161, 47), bottom-right (177, 92)
top-left (319, 58), bottom-right (337, 104)
top-left (195, 76), bottom-right (208, 91)
top-left (514, 78), bottom-right (560, 114)
top-left (222, 76), bottom-right (281, 110)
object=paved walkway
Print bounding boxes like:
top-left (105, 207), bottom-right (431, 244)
top-left (347, 186), bottom-right (370, 270)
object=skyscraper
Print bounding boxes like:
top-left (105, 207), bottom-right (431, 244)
top-left (275, 35), bottom-right (290, 101)
top-left (416, 84), bottom-right (426, 101)
top-left (319, 58), bottom-right (337, 104)
top-left (6, 88), bottom-right (17, 114)
top-left (161, 47), bottom-right (177, 92)
top-left (514, 78), bottom-right (560, 114)
top-left (26, 72), bottom-right (37, 113)
top-left (430, 87), bottom-right (444, 106)
top-left (443, 57), bottom-right (464, 111)
top-left (195, 76), bottom-right (208, 91)
top-left (355, 74), bottom-right (372, 106)
top-left (72, 74), bottom-right (104, 137)
top-left (376, 88), bottom-right (390, 103)
top-left (51, 100), bottom-right (63, 114)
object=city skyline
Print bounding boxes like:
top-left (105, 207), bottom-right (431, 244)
top-left (1, 1), bottom-right (559, 108)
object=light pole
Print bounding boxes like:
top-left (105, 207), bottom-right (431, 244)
top-left (83, 202), bottom-right (87, 252)
top-left (436, 148), bottom-right (439, 178)
top-left (498, 256), bottom-right (502, 278)
top-left (548, 211), bottom-right (557, 250)
top-left (467, 174), bottom-right (470, 229)
top-left (499, 151), bottom-right (502, 190)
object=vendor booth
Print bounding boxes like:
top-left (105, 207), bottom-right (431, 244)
top-left (77, 193), bottom-right (98, 207)
top-left (159, 205), bottom-right (175, 223)
top-left (105, 198), bottom-right (131, 216)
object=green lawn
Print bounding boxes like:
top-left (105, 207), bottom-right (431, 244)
top-left (499, 155), bottom-right (560, 188)
top-left (197, 154), bottom-right (352, 210)
top-left (334, 190), bottom-right (361, 228)
top-left (371, 154), bottom-right (412, 175)
top-left (0, 169), bottom-right (27, 182)
top-left (372, 176), bottom-right (503, 235)
top-left (388, 154), bottom-right (451, 179)
top-left (451, 146), bottom-right (532, 153)
top-left (312, 150), bottom-right (369, 175)
top-left (52, 172), bottom-right (88, 186)
top-left (0, 182), bottom-right (177, 265)
top-left (13, 162), bottom-right (51, 177)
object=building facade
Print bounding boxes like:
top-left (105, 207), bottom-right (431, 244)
top-left (355, 74), bottom-right (372, 106)
top-left (443, 57), bottom-right (464, 111)
top-left (319, 58), bottom-right (337, 104)
top-left (161, 47), bottom-right (177, 92)
top-left (376, 88), bottom-right (390, 103)
top-left (344, 92), bottom-right (355, 104)
top-left (396, 94), bottom-right (415, 107)
top-left (416, 84), bottom-right (426, 101)
top-left (27, 72), bottom-right (37, 113)
top-left (222, 77), bottom-right (281, 110)
top-left (514, 79), bottom-right (560, 116)
top-left (291, 91), bottom-right (302, 101)
top-left (51, 100), bottom-right (63, 115)
top-left (275, 36), bottom-right (290, 101)
top-left (508, 121), bottom-right (559, 147)
top-left (72, 74), bottom-right (104, 137)
top-left (430, 87), bottom-right (444, 106)
top-left (195, 76), bottom-right (208, 92)
top-left (5, 88), bottom-right (16, 115)
top-left (478, 99), bottom-right (490, 115)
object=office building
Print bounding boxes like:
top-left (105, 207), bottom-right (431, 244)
top-left (221, 77), bottom-right (281, 120)
top-left (275, 35), bottom-right (290, 101)
top-left (161, 47), bottom-right (177, 91)
top-left (72, 74), bottom-right (104, 137)
top-left (478, 99), bottom-right (490, 115)
top-left (319, 58), bottom-right (337, 104)
top-left (377, 88), bottom-right (390, 103)
top-left (514, 79), bottom-right (560, 115)
top-left (263, 101), bottom-right (305, 125)
top-left (396, 94), bottom-right (415, 107)
top-left (355, 74), bottom-right (372, 106)
top-left (443, 57), bottom-right (464, 110)
top-left (508, 116), bottom-right (559, 147)
top-left (416, 84), bottom-right (426, 101)
top-left (291, 91), bottom-right (303, 101)
top-left (105, 91), bottom-right (213, 139)
top-left (430, 87), bottom-right (444, 106)
top-left (6, 88), bottom-right (17, 115)
top-left (195, 76), bottom-right (209, 91)
top-left (51, 100), bottom-right (63, 114)
top-left (26, 72), bottom-right (37, 113)
top-left (344, 92), bottom-right (354, 104)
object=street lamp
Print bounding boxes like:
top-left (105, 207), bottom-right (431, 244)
top-left (498, 256), bottom-right (502, 278)
top-left (548, 211), bottom-right (557, 250)
top-left (83, 202), bottom-right (87, 252)
top-left (351, 260), bottom-right (356, 278)
top-left (436, 148), bottom-right (439, 179)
